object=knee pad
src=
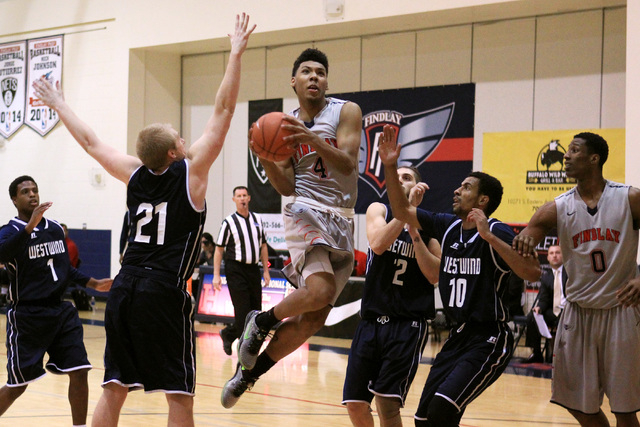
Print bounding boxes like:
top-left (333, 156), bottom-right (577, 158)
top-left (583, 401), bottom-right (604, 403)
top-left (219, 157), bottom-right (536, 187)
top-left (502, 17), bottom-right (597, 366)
top-left (426, 395), bottom-right (460, 427)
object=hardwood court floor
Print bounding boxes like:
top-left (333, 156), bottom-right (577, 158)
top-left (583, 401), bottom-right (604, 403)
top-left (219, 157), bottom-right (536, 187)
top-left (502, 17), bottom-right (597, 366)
top-left (0, 302), bottom-right (615, 426)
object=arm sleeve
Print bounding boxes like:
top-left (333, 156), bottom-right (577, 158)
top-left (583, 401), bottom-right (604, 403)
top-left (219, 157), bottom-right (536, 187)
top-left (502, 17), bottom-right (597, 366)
top-left (215, 220), bottom-right (229, 247)
top-left (415, 210), bottom-right (455, 241)
top-left (68, 265), bottom-right (91, 287)
top-left (488, 221), bottom-right (516, 270)
top-left (0, 225), bottom-right (29, 262)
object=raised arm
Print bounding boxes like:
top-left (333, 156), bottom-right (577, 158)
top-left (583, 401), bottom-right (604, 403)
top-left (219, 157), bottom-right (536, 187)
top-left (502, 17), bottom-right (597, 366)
top-left (33, 79), bottom-right (141, 184)
top-left (188, 13), bottom-right (256, 205)
top-left (408, 226), bottom-right (441, 285)
top-left (378, 125), bottom-right (423, 230)
top-left (366, 202), bottom-right (405, 255)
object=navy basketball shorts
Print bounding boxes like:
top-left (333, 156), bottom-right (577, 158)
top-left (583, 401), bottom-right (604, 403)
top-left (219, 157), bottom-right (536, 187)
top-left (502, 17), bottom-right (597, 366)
top-left (343, 317), bottom-right (429, 407)
top-left (103, 267), bottom-right (196, 395)
top-left (5, 301), bottom-right (91, 386)
top-left (414, 321), bottom-right (513, 420)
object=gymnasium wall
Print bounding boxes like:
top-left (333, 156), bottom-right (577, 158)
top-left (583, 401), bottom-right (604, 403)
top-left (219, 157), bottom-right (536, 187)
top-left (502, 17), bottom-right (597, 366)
top-left (182, 8), bottom-right (627, 253)
top-left (0, 0), bottom-right (631, 275)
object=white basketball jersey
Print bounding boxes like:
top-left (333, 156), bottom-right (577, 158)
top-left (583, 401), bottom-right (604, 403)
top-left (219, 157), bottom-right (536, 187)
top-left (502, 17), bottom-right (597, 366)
top-left (289, 97), bottom-right (358, 209)
top-left (555, 181), bottom-right (639, 308)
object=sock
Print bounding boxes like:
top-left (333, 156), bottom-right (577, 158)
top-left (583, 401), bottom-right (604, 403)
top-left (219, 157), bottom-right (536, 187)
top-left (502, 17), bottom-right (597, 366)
top-left (256, 307), bottom-right (279, 332)
top-left (73, 425), bottom-right (87, 427)
top-left (246, 352), bottom-right (277, 379)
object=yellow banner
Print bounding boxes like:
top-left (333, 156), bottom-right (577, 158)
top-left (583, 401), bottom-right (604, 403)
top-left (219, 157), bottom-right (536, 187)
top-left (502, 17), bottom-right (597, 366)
top-left (483, 129), bottom-right (625, 223)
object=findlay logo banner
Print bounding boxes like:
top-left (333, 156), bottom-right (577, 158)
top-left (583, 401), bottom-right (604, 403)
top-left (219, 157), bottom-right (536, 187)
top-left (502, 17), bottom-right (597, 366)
top-left (26, 35), bottom-right (63, 136)
top-left (0, 41), bottom-right (27, 138)
top-left (337, 84), bottom-right (475, 214)
top-left (483, 129), bottom-right (625, 223)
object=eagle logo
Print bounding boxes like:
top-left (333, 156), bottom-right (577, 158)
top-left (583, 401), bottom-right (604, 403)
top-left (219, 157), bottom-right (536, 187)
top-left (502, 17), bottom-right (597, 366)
top-left (358, 103), bottom-right (455, 197)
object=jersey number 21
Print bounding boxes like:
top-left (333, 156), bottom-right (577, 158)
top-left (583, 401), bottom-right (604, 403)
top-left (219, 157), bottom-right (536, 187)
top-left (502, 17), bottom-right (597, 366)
top-left (134, 202), bottom-right (168, 245)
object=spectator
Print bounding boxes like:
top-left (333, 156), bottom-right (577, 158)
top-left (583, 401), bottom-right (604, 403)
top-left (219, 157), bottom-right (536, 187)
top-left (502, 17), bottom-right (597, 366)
top-left (198, 232), bottom-right (215, 266)
top-left (61, 223), bottom-right (80, 268)
top-left (522, 244), bottom-right (566, 363)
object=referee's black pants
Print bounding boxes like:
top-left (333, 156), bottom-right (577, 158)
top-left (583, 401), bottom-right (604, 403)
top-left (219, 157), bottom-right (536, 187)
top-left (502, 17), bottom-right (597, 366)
top-left (224, 260), bottom-right (262, 340)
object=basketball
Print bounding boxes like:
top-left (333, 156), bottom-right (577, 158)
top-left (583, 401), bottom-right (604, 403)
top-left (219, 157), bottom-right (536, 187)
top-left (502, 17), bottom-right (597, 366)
top-left (250, 112), bottom-right (296, 162)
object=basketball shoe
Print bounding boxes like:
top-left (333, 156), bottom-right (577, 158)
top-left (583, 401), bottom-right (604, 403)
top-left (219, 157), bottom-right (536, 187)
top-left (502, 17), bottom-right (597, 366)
top-left (238, 310), bottom-right (268, 369)
top-left (221, 363), bottom-right (255, 408)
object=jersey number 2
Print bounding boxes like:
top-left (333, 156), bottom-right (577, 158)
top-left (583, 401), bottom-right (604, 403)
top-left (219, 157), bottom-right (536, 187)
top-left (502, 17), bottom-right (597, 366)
top-left (392, 259), bottom-right (407, 286)
top-left (134, 202), bottom-right (168, 245)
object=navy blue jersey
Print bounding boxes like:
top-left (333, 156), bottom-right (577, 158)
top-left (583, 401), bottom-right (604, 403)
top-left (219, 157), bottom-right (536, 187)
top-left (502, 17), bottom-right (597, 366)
top-left (361, 205), bottom-right (435, 320)
top-left (0, 217), bottom-right (90, 303)
top-left (123, 160), bottom-right (206, 281)
top-left (417, 210), bottom-right (514, 323)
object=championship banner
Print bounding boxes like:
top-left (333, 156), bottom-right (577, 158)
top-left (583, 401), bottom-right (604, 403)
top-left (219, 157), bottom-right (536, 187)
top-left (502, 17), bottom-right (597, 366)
top-left (248, 98), bottom-right (283, 213)
top-left (26, 35), bottom-right (63, 136)
top-left (0, 41), bottom-right (26, 138)
top-left (336, 84), bottom-right (475, 214)
top-left (483, 129), bottom-right (625, 223)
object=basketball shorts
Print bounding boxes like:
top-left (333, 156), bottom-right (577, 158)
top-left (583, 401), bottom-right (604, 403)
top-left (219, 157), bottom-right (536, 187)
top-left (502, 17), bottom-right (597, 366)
top-left (5, 301), bottom-right (91, 386)
top-left (103, 266), bottom-right (196, 395)
top-left (414, 321), bottom-right (514, 421)
top-left (282, 201), bottom-right (354, 305)
top-left (342, 317), bottom-right (429, 407)
top-left (551, 302), bottom-right (640, 414)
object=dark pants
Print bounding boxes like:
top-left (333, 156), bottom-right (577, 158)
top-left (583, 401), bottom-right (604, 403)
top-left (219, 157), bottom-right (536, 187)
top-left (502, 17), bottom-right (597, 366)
top-left (525, 310), bottom-right (558, 355)
top-left (223, 260), bottom-right (262, 340)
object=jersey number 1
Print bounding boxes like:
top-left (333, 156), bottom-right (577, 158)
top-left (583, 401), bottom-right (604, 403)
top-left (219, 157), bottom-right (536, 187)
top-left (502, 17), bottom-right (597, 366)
top-left (134, 202), bottom-right (168, 245)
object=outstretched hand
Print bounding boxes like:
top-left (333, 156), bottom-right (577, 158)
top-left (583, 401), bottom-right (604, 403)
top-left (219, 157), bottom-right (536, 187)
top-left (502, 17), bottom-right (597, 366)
top-left (512, 233), bottom-right (538, 257)
top-left (26, 202), bottom-right (52, 232)
top-left (229, 13), bottom-right (256, 56)
top-left (92, 278), bottom-right (113, 292)
top-left (378, 124), bottom-right (400, 166)
top-left (467, 208), bottom-right (490, 238)
top-left (408, 183), bottom-right (430, 207)
top-left (32, 77), bottom-right (63, 110)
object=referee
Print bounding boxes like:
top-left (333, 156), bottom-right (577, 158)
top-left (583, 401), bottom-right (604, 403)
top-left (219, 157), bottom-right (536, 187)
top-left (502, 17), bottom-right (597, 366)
top-left (213, 186), bottom-right (270, 356)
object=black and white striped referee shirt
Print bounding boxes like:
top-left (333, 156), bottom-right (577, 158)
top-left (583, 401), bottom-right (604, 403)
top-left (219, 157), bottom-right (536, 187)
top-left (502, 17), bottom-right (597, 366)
top-left (215, 211), bottom-right (267, 265)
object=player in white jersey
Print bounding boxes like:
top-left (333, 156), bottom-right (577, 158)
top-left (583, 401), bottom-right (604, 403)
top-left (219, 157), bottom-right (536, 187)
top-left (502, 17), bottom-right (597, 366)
top-left (514, 132), bottom-right (640, 427)
top-left (222, 48), bottom-right (362, 408)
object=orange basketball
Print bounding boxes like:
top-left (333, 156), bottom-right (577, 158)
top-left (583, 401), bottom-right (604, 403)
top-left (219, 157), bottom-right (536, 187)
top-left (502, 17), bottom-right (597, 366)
top-left (251, 112), bottom-right (296, 162)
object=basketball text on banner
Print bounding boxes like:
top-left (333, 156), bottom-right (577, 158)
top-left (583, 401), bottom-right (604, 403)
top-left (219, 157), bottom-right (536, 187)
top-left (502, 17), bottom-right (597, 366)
top-left (483, 129), bottom-right (625, 224)
top-left (0, 40), bottom-right (27, 138)
top-left (26, 35), bottom-right (63, 136)
top-left (335, 84), bottom-right (475, 214)
top-left (248, 98), bottom-right (284, 213)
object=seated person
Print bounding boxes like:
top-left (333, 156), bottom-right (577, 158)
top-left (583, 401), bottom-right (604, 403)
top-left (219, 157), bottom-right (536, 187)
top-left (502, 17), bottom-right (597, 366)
top-left (198, 232), bottom-right (215, 266)
top-left (523, 245), bottom-right (566, 363)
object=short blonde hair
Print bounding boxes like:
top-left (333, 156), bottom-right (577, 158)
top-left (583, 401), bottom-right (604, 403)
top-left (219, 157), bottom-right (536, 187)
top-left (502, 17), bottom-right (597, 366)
top-left (136, 123), bottom-right (177, 171)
